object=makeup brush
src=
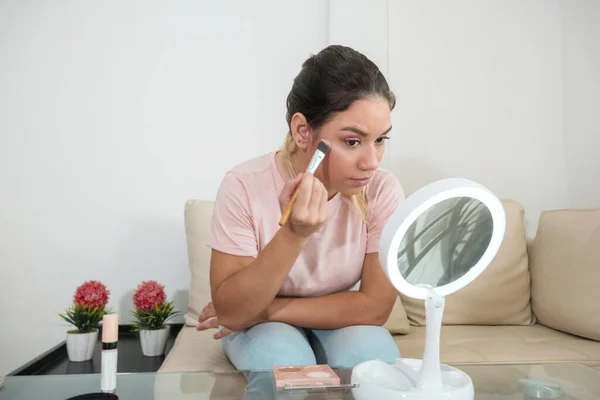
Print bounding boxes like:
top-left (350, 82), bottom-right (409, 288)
top-left (279, 140), bottom-right (330, 226)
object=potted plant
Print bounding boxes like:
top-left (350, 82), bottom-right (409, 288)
top-left (131, 280), bottom-right (179, 357)
top-left (59, 280), bottom-right (111, 362)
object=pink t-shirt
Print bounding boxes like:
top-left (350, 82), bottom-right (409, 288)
top-left (207, 152), bottom-right (405, 297)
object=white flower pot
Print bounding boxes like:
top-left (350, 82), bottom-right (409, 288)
top-left (139, 325), bottom-right (170, 357)
top-left (66, 329), bottom-right (98, 362)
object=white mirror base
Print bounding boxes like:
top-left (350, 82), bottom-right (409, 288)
top-left (351, 287), bottom-right (473, 399)
top-left (351, 358), bottom-right (474, 400)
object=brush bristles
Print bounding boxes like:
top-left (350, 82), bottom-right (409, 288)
top-left (317, 141), bottom-right (330, 154)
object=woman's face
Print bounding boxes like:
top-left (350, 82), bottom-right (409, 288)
top-left (311, 97), bottom-right (392, 197)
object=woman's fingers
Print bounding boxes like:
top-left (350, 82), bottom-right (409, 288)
top-left (196, 301), bottom-right (234, 340)
top-left (213, 328), bottom-right (233, 340)
top-left (319, 181), bottom-right (328, 222)
top-left (278, 172), bottom-right (328, 238)
top-left (307, 175), bottom-right (322, 221)
top-left (279, 173), bottom-right (304, 206)
top-left (196, 317), bottom-right (220, 331)
top-left (291, 173), bottom-right (314, 220)
top-left (198, 302), bottom-right (216, 322)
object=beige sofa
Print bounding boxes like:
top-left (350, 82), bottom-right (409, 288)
top-left (159, 199), bottom-right (600, 374)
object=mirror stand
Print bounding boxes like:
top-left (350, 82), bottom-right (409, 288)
top-left (417, 285), bottom-right (445, 392)
top-left (351, 286), bottom-right (474, 400)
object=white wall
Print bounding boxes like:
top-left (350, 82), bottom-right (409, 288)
top-left (0, 0), bottom-right (328, 375)
top-left (328, 0), bottom-right (392, 172)
top-left (383, 0), bottom-right (599, 233)
top-left (1, 0), bottom-right (598, 376)
top-left (328, 0), bottom-right (600, 235)
top-left (386, 0), bottom-right (570, 235)
top-left (561, 0), bottom-right (600, 208)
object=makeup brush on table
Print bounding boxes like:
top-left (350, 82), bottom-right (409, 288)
top-left (279, 140), bottom-right (330, 226)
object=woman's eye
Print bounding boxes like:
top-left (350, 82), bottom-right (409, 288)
top-left (345, 139), bottom-right (360, 147)
top-left (376, 136), bottom-right (390, 144)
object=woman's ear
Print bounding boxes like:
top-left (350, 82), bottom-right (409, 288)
top-left (290, 112), bottom-right (312, 151)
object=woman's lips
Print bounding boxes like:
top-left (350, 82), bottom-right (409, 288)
top-left (349, 177), bottom-right (372, 187)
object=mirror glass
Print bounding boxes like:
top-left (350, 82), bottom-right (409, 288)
top-left (396, 196), bottom-right (493, 288)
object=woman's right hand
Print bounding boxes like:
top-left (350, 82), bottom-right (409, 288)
top-left (279, 172), bottom-right (328, 239)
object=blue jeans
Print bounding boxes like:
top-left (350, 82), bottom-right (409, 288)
top-left (220, 322), bottom-right (400, 398)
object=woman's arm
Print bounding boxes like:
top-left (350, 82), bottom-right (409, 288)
top-left (210, 227), bottom-right (306, 331)
top-left (211, 173), bottom-right (328, 331)
top-left (198, 253), bottom-right (398, 334)
top-left (265, 252), bottom-right (398, 329)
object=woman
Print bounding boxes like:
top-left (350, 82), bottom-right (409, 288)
top-left (197, 44), bottom-right (404, 373)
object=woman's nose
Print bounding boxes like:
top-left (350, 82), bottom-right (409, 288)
top-left (358, 145), bottom-right (379, 171)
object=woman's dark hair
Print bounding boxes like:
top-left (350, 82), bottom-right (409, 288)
top-left (285, 45), bottom-right (396, 130)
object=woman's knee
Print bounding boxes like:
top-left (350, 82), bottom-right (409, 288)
top-left (311, 325), bottom-right (400, 368)
top-left (222, 322), bottom-right (317, 371)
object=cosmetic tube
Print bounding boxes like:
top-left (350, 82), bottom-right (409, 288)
top-left (101, 314), bottom-right (118, 393)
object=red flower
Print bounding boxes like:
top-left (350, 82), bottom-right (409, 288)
top-left (133, 280), bottom-right (167, 313)
top-left (73, 280), bottom-right (110, 310)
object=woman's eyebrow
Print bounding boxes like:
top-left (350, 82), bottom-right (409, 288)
top-left (340, 125), bottom-right (393, 136)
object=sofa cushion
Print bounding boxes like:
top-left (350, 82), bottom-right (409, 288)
top-left (183, 199), bottom-right (411, 334)
top-left (395, 324), bottom-right (600, 365)
top-left (184, 200), bottom-right (215, 327)
top-left (160, 327), bottom-right (236, 373)
top-left (529, 208), bottom-right (600, 341)
top-left (400, 199), bottom-right (534, 326)
top-left (160, 324), bottom-right (600, 374)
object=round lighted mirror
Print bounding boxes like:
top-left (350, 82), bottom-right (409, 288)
top-left (352, 178), bottom-right (506, 400)
top-left (379, 178), bottom-right (506, 299)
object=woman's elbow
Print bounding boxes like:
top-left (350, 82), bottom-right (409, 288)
top-left (369, 302), bottom-right (395, 326)
top-left (213, 302), bottom-right (252, 332)
top-left (370, 312), bottom-right (389, 326)
top-left (219, 314), bottom-right (252, 332)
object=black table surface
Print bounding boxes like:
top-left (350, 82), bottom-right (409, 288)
top-left (9, 324), bottom-right (182, 376)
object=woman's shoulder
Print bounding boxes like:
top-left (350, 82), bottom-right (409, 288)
top-left (225, 152), bottom-right (276, 179)
top-left (215, 152), bottom-right (279, 203)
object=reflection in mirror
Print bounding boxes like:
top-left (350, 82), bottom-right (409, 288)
top-left (397, 197), bottom-right (493, 288)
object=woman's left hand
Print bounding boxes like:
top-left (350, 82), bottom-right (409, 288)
top-left (196, 301), bottom-right (232, 340)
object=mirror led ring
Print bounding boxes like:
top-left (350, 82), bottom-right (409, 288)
top-left (379, 178), bottom-right (506, 300)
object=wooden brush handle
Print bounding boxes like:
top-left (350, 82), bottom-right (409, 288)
top-left (278, 186), bottom-right (301, 226)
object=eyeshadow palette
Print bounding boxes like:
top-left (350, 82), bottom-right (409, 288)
top-left (272, 364), bottom-right (342, 389)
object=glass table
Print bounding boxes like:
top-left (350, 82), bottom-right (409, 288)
top-left (2, 363), bottom-right (600, 399)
